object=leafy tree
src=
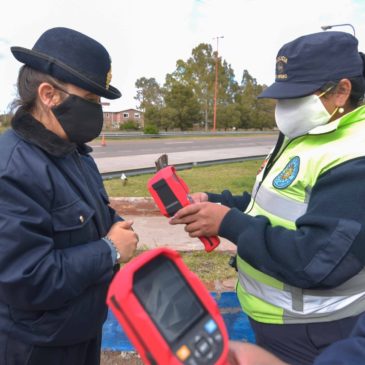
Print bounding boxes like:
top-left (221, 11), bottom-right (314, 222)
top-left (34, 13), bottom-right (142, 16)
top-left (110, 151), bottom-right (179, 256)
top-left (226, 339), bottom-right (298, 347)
top-left (159, 107), bottom-right (178, 131)
top-left (236, 70), bottom-right (275, 129)
top-left (166, 44), bottom-right (239, 131)
top-left (134, 48), bottom-right (274, 132)
top-left (135, 77), bottom-right (163, 111)
top-left (217, 103), bottom-right (241, 130)
top-left (164, 82), bottom-right (201, 131)
top-left (143, 105), bottom-right (177, 131)
top-left (143, 105), bottom-right (162, 128)
top-left (0, 113), bottom-right (11, 128)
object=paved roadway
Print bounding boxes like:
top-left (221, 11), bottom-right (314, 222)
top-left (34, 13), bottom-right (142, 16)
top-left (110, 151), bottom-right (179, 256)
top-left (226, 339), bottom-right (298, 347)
top-left (90, 134), bottom-right (277, 173)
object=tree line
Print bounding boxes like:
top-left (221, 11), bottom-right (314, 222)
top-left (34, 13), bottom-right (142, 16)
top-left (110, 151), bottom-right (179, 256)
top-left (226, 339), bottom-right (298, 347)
top-left (134, 43), bottom-right (276, 132)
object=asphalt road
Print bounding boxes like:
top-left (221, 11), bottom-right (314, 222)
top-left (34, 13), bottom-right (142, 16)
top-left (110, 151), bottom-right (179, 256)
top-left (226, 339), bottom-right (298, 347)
top-left (89, 134), bottom-right (278, 173)
top-left (89, 134), bottom-right (278, 159)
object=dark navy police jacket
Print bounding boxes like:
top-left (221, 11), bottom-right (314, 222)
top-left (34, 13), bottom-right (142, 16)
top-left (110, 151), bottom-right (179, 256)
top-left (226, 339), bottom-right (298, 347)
top-left (0, 112), bottom-right (119, 347)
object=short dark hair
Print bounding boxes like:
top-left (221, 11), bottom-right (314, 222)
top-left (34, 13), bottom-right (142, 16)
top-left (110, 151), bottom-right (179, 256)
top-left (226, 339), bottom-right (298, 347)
top-left (319, 77), bottom-right (365, 108)
top-left (348, 76), bottom-right (365, 107)
top-left (11, 65), bottom-right (66, 116)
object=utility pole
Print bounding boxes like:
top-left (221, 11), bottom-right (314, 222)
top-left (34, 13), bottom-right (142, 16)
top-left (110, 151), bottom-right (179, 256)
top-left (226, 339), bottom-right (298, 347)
top-left (321, 23), bottom-right (356, 36)
top-left (212, 36), bottom-right (224, 132)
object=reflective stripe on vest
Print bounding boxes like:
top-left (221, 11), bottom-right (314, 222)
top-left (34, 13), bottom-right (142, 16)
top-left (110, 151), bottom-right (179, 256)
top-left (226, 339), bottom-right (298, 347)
top-left (238, 268), bottom-right (365, 323)
top-left (236, 106), bottom-right (365, 324)
top-left (255, 184), bottom-right (308, 222)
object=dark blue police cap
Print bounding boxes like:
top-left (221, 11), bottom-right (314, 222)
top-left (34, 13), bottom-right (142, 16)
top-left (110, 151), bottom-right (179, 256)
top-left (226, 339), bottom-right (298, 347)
top-left (11, 27), bottom-right (121, 100)
top-left (259, 31), bottom-right (364, 99)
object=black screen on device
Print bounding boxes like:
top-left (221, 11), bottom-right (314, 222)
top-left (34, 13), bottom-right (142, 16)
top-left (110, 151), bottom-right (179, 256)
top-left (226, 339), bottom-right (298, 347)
top-left (133, 255), bottom-right (206, 344)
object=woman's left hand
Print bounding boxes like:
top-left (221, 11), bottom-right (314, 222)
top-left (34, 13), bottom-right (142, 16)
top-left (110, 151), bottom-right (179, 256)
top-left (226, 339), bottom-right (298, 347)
top-left (169, 202), bottom-right (230, 237)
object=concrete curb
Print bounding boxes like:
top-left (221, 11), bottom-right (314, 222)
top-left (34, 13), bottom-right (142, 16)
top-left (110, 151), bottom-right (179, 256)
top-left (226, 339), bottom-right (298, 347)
top-left (110, 197), bottom-right (159, 216)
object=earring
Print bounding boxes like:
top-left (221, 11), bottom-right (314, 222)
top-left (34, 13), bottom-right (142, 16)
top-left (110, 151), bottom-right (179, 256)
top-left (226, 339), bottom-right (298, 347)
top-left (338, 107), bottom-right (344, 114)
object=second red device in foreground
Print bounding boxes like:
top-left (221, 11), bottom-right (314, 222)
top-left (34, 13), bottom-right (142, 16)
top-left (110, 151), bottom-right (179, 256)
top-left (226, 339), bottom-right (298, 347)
top-left (107, 247), bottom-right (229, 365)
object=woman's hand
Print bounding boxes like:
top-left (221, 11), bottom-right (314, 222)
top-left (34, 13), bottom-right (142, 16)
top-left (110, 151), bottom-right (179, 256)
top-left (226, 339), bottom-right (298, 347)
top-left (106, 220), bottom-right (139, 263)
top-left (169, 202), bottom-right (230, 237)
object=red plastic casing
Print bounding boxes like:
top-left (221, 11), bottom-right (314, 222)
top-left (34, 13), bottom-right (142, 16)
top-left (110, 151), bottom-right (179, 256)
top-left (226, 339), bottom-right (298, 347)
top-left (147, 166), bottom-right (220, 252)
top-left (107, 248), bottom-right (229, 365)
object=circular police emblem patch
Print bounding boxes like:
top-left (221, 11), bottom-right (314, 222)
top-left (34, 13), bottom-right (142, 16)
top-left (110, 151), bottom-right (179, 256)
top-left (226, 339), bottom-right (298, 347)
top-left (273, 156), bottom-right (300, 189)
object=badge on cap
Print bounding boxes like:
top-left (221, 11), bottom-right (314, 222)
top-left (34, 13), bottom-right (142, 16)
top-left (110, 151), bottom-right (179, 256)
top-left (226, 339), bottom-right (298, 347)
top-left (276, 56), bottom-right (288, 80)
top-left (106, 67), bottom-right (112, 90)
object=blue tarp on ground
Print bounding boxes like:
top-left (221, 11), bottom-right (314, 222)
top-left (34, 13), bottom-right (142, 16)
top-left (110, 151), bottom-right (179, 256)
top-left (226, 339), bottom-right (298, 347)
top-left (102, 291), bottom-right (255, 351)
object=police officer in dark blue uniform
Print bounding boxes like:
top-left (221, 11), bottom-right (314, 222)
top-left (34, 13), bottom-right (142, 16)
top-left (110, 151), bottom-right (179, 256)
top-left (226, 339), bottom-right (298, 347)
top-left (0, 27), bottom-right (138, 365)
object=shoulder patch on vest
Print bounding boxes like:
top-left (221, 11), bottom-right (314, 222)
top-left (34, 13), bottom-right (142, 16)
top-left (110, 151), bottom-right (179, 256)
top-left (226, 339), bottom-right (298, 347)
top-left (273, 156), bottom-right (300, 189)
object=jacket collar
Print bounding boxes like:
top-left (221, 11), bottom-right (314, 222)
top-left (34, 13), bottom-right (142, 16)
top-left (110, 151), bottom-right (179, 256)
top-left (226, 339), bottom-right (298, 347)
top-left (11, 110), bottom-right (92, 157)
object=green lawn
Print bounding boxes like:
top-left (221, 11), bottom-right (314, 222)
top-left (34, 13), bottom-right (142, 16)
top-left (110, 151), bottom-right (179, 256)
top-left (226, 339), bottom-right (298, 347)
top-left (104, 159), bottom-right (262, 197)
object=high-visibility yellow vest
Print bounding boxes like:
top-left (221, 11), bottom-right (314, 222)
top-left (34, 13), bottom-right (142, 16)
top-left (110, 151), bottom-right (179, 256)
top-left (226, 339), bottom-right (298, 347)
top-left (237, 105), bottom-right (365, 324)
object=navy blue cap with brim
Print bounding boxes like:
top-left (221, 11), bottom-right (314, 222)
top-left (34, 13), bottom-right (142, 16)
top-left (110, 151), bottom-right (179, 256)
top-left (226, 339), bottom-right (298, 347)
top-left (258, 31), bottom-right (363, 99)
top-left (11, 27), bottom-right (122, 100)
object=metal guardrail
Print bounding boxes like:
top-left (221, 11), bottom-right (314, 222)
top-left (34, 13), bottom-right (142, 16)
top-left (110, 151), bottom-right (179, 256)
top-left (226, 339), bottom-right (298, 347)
top-left (99, 130), bottom-right (277, 139)
top-left (101, 155), bottom-right (265, 180)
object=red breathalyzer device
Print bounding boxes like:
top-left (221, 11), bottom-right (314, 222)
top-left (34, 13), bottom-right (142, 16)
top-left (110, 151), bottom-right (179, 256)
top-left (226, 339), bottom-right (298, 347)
top-left (107, 247), bottom-right (229, 365)
top-left (147, 157), bottom-right (220, 252)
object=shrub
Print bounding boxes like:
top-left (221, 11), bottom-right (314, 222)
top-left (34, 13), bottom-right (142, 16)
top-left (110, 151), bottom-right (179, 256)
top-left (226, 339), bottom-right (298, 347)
top-left (143, 124), bottom-right (159, 135)
top-left (119, 120), bottom-right (139, 130)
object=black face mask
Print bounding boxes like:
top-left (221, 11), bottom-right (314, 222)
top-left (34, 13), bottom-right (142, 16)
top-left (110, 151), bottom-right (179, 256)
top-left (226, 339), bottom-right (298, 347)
top-left (52, 94), bottom-right (103, 145)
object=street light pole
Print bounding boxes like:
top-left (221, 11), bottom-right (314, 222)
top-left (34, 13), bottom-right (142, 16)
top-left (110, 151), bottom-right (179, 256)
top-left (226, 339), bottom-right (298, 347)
top-left (321, 23), bottom-right (356, 36)
top-left (213, 35), bottom-right (224, 132)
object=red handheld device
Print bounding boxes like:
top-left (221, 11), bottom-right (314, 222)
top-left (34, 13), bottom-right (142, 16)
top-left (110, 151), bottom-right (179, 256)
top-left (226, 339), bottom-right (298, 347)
top-left (147, 165), bottom-right (220, 252)
top-left (107, 248), bottom-right (229, 365)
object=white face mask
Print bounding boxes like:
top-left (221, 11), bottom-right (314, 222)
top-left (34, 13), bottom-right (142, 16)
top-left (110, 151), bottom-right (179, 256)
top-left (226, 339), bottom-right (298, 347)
top-left (275, 94), bottom-right (332, 139)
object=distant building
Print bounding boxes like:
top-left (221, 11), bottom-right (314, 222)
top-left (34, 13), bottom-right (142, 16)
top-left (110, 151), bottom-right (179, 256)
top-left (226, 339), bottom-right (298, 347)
top-left (102, 106), bottom-right (144, 129)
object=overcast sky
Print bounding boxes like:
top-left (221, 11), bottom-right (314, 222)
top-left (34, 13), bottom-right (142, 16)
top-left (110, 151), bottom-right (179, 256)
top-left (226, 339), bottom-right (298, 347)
top-left (1, 0), bottom-right (365, 112)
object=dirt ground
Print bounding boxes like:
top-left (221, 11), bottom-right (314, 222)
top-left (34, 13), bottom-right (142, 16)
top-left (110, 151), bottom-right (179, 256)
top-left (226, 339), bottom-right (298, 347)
top-left (101, 351), bottom-right (143, 365)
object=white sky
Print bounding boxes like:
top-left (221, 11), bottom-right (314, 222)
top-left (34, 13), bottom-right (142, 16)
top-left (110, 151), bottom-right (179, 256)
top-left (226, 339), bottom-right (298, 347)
top-left (1, 0), bottom-right (365, 112)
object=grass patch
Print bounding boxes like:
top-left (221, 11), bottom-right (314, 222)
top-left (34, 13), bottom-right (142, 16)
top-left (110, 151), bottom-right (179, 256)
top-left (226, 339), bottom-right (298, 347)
top-left (104, 159), bottom-right (262, 197)
top-left (130, 249), bottom-right (237, 284)
top-left (179, 251), bottom-right (237, 282)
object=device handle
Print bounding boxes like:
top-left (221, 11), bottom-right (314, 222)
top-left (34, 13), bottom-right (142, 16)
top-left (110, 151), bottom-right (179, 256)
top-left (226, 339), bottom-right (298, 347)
top-left (199, 235), bottom-right (220, 252)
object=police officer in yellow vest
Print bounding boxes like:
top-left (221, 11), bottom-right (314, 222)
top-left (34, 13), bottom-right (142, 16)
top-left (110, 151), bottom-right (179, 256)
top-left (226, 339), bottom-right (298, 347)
top-left (170, 31), bottom-right (365, 365)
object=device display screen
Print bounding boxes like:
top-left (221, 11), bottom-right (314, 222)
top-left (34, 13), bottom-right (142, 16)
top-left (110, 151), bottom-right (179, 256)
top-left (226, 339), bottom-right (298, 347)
top-left (133, 255), bottom-right (206, 344)
top-left (152, 178), bottom-right (183, 216)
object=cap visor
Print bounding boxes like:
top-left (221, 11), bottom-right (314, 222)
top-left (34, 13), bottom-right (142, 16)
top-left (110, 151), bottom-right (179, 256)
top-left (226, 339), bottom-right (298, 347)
top-left (258, 81), bottom-right (325, 99)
